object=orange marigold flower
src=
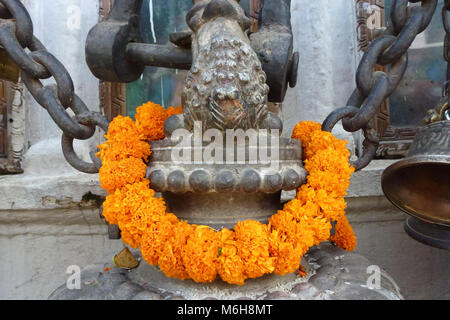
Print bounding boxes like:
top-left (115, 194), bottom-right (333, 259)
top-left (135, 101), bottom-right (167, 141)
top-left (121, 228), bottom-right (141, 249)
top-left (269, 229), bottom-right (304, 275)
top-left (140, 213), bottom-right (179, 265)
top-left (182, 227), bottom-right (220, 283)
top-left (291, 121), bottom-right (322, 145)
top-left (97, 139), bottom-right (150, 163)
top-left (234, 220), bottom-right (275, 279)
top-left (166, 106), bottom-right (183, 118)
top-left (292, 121), bottom-right (322, 158)
top-left (217, 228), bottom-right (247, 285)
top-left (99, 157), bottom-right (147, 193)
top-left (158, 220), bottom-right (195, 280)
top-left (102, 191), bottom-right (125, 226)
top-left (330, 215), bottom-right (357, 251)
top-left (104, 115), bottom-right (143, 141)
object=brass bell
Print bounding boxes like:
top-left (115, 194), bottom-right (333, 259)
top-left (381, 117), bottom-right (450, 249)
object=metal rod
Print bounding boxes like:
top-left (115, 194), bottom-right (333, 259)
top-left (125, 43), bottom-right (192, 70)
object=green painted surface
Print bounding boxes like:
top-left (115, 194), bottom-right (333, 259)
top-left (125, 0), bottom-right (251, 118)
top-left (125, 0), bottom-right (192, 118)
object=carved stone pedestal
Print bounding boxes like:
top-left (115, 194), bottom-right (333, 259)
top-left (49, 243), bottom-right (403, 300)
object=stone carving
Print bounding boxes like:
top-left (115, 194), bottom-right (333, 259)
top-left (0, 80), bottom-right (25, 175)
top-left (179, 0), bottom-right (280, 132)
top-left (146, 0), bottom-right (303, 228)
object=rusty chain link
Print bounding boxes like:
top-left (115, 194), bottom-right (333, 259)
top-left (323, 0), bottom-right (439, 171)
top-left (442, 0), bottom-right (450, 119)
top-left (0, 0), bottom-right (109, 173)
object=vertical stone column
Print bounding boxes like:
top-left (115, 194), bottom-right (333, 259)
top-left (283, 0), bottom-right (360, 155)
top-left (21, 0), bottom-right (101, 170)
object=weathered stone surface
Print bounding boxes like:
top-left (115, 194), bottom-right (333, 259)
top-left (49, 243), bottom-right (403, 300)
top-left (131, 291), bottom-right (162, 300)
top-left (107, 282), bottom-right (146, 300)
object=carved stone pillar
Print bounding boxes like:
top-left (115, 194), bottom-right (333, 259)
top-left (0, 80), bottom-right (25, 174)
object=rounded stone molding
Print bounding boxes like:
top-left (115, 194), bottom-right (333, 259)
top-left (49, 243), bottom-right (403, 300)
top-left (215, 170), bottom-right (237, 193)
top-left (164, 114), bottom-right (185, 137)
top-left (148, 170), bottom-right (166, 192)
top-left (240, 169), bottom-right (261, 193)
top-left (189, 169), bottom-right (212, 193)
top-left (282, 168), bottom-right (304, 191)
top-left (263, 173), bottom-right (283, 193)
top-left (147, 136), bottom-right (306, 194)
top-left (167, 170), bottom-right (186, 193)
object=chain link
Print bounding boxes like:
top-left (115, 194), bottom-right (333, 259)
top-left (442, 0), bottom-right (450, 106)
top-left (0, 0), bottom-right (109, 174)
top-left (323, 0), bottom-right (438, 171)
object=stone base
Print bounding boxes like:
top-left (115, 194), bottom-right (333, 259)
top-left (49, 243), bottom-right (403, 300)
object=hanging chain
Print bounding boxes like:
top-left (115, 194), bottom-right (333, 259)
top-left (323, 0), bottom-right (439, 171)
top-left (0, 0), bottom-right (109, 173)
top-left (442, 0), bottom-right (450, 119)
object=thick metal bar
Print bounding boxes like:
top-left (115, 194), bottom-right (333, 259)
top-left (107, 0), bottom-right (144, 21)
top-left (85, 0), bottom-right (144, 82)
top-left (125, 43), bottom-right (192, 70)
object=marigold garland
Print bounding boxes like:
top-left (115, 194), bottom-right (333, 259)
top-left (98, 102), bottom-right (357, 285)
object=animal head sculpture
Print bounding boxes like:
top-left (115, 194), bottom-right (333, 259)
top-left (179, 0), bottom-right (282, 132)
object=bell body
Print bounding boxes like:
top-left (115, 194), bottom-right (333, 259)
top-left (382, 121), bottom-right (450, 249)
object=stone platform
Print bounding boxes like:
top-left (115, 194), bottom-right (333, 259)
top-left (49, 243), bottom-right (403, 300)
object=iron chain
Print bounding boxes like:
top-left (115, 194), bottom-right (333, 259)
top-left (0, 0), bottom-right (109, 173)
top-left (442, 0), bottom-right (450, 111)
top-left (323, 0), bottom-right (438, 171)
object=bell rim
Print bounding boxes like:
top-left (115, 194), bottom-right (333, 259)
top-left (382, 155), bottom-right (450, 226)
